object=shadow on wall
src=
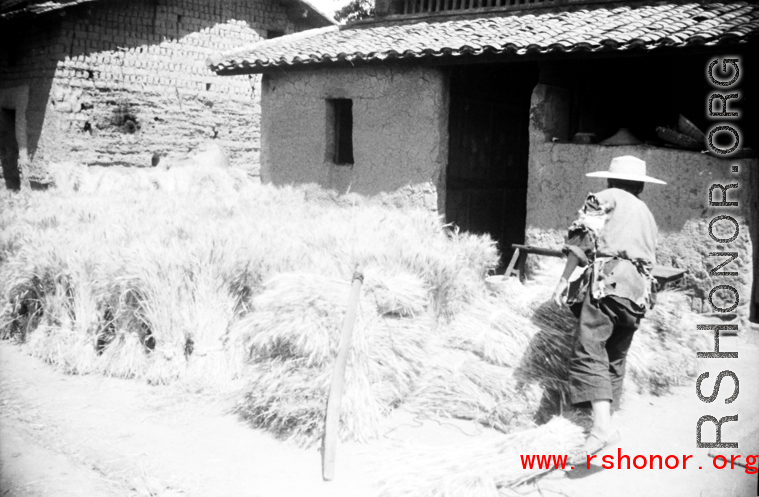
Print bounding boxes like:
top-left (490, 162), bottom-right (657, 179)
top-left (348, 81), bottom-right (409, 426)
top-left (1, 12), bottom-right (56, 180)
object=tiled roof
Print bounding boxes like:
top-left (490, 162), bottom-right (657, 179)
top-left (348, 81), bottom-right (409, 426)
top-left (0, 0), bottom-right (335, 24)
top-left (0, 0), bottom-right (99, 19)
top-left (209, 2), bottom-right (759, 74)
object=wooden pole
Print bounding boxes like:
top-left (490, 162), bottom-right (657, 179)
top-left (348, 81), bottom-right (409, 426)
top-left (322, 270), bottom-right (363, 482)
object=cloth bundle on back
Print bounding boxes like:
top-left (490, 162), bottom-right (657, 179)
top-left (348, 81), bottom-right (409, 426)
top-left (552, 155), bottom-right (666, 466)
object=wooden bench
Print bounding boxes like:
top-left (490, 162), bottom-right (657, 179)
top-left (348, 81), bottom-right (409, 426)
top-left (505, 244), bottom-right (688, 291)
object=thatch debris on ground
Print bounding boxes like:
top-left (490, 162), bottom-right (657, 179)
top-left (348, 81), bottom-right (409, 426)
top-left (375, 416), bottom-right (585, 497)
top-left (0, 165), bottom-right (713, 470)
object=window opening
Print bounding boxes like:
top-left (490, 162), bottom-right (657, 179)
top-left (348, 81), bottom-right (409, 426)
top-left (327, 99), bottom-right (354, 165)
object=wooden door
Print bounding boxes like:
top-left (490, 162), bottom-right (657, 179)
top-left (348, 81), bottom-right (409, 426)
top-left (446, 64), bottom-right (538, 271)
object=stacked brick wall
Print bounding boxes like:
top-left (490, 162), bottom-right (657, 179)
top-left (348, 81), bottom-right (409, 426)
top-left (0, 0), bottom-right (312, 174)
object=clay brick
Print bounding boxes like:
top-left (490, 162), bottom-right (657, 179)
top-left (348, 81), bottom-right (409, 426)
top-left (1, 0), bottom-right (323, 172)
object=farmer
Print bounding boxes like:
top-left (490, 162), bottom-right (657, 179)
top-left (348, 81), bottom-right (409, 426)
top-left (551, 155), bottom-right (665, 463)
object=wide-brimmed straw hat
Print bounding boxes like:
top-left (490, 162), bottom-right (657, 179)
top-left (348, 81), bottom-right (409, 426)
top-left (586, 156), bottom-right (666, 185)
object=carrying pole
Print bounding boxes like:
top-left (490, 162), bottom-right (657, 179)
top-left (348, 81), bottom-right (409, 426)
top-left (322, 270), bottom-right (363, 481)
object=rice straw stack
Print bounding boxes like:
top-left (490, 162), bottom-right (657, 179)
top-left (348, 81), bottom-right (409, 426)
top-left (441, 296), bottom-right (536, 367)
top-left (408, 350), bottom-right (539, 433)
top-left (364, 312), bottom-right (436, 409)
top-left (0, 166), bottom-right (716, 454)
top-left (362, 266), bottom-right (430, 317)
top-left (232, 272), bottom-right (436, 445)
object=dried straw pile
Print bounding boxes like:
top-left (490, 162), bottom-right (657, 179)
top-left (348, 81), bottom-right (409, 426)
top-left (0, 166), bottom-right (266, 386)
top-left (407, 349), bottom-right (540, 434)
top-left (232, 271), bottom-right (436, 444)
top-left (1, 165), bottom-right (710, 457)
top-left (0, 166), bottom-right (498, 388)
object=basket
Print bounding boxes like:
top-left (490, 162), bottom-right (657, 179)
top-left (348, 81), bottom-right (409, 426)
top-left (677, 115), bottom-right (706, 144)
top-left (656, 127), bottom-right (702, 151)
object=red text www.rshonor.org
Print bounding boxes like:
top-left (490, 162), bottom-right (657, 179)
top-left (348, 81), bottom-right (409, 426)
top-left (519, 450), bottom-right (759, 473)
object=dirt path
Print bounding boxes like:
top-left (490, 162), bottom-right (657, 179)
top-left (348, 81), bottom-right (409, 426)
top-left (1, 335), bottom-right (758, 497)
top-left (0, 341), bottom-right (378, 497)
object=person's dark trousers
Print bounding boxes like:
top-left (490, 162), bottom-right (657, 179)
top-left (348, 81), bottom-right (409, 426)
top-left (568, 290), bottom-right (642, 410)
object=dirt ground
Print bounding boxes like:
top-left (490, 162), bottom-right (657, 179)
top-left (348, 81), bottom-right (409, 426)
top-left (1, 334), bottom-right (758, 497)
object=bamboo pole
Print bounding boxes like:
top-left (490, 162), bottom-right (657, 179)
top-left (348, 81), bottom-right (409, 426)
top-left (322, 270), bottom-right (364, 482)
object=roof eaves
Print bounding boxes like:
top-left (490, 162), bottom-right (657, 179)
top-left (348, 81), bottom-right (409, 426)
top-left (208, 2), bottom-right (759, 75)
top-left (207, 25), bottom-right (340, 71)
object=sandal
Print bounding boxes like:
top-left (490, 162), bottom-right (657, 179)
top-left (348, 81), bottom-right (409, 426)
top-left (567, 430), bottom-right (621, 468)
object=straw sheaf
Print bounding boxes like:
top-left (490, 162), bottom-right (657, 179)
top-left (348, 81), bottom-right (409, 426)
top-left (441, 296), bottom-right (535, 367)
top-left (628, 292), bottom-right (711, 395)
top-left (409, 350), bottom-right (539, 434)
top-left (231, 272), bottom-right (437, 444)
top-left (362, 266), bottom-right (430, 317)
top-left (235, 273), bottom-right (353, 367)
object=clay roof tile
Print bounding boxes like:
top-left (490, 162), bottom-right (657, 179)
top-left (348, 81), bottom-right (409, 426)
top-left (211, 1), bottom-right (759, 73)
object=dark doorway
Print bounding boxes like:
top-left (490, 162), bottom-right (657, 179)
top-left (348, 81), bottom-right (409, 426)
top-left (0, 108), bottom-right (21, 191)
top-left (446, 63), bottom-right (538, 271)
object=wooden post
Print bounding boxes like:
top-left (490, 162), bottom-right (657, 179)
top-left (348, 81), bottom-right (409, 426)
top-left (321, 270), bottom-right (363, 482)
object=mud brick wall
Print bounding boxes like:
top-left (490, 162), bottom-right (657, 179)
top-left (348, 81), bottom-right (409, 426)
top-left (260, 66), bottom-right (447, 211)
top-left (0, 0), bottom-right (315, 174)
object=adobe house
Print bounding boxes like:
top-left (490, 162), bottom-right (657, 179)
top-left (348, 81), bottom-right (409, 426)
top-left (208, 0), bottom-right (759, 321)
top-left (0, 0), bottom-right (334, 189)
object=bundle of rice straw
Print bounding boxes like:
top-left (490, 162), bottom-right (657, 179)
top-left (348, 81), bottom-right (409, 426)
top-left (2, 240), bottom-right (107, 374)
top-left (511, 301), bottom-right (575, 400)
top-left (96, 329), bottom-right (149, 378)
top-left (235, 273), bottom-right (354, 367)
top-left (240, 355), bottom-right (383, 444)
top-left (0, 243), bottom-right (64, 341)
top-left (179, 244), bottom-right (243, 386)
top-left (409, 349), bottom-right (539, 434)
top-left (440, 295), bottom-right (536, 367)
top-left (627, 291), bottom-right (711, 395)
top-left (362, 266), bottom-right (430, 317)
top-left (232, 272), bottom-right (436, 445)
top-left (365, 313), bottom-right (437, 408)
top-left (376, 416), bottom-right (584, 497)
top-left (118, 244), bottom-right (193, 385)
